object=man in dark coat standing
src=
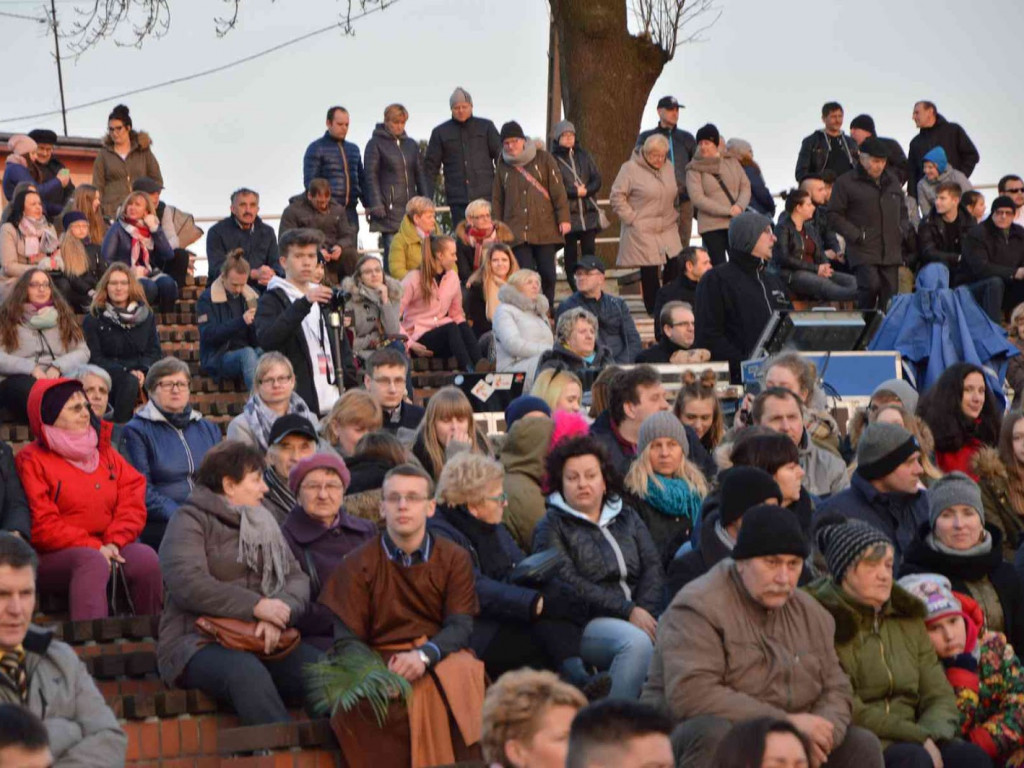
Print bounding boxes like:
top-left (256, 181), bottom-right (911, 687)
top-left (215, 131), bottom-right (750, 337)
top-left (424, 87), bottom-right (501, 228)
top-left (908, 101), bottom-right (980, 200)
top-left (827, 138), bottom-right (910, 311)
top-left (848, 114), bottom-right (910, 188)
top-left (795, 102), bottom-right (859, 182)
top-left (637, 95), bottom-right (697, 249)
top-left (303, 106), bottom-right (367, 230)
top-left (694, 212), bottom-right (791, 382)
top-left (651, 246), bottom-right (711, 341)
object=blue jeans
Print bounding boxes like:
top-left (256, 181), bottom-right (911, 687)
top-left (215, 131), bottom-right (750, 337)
top-left (140, 273), bottom-right (179, 313)
top-left (580, 617), bottom-right (653, 700)
top-left (788, 269), bottom-right (859, 301)
top-left (219, 347), bottom-right (260, 390)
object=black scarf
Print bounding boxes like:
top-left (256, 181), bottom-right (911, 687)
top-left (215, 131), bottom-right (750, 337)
top-left (156, 403), bottom-right (194, 431)
top-left (436, 503), bottom-right (513, 579)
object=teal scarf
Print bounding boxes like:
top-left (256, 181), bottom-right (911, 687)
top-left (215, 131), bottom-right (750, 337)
top-left (645, 475), bottom-right (702, 522)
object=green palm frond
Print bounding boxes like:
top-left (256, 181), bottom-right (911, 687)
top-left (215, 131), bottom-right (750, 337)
top-left (304, 641), bottom-right (412, 728)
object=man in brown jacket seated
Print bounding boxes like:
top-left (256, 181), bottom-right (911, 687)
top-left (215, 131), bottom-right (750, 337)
top-left (641, 505), bottom-right (884, 768)
top-left (318, 463), bottom-right (484, 767)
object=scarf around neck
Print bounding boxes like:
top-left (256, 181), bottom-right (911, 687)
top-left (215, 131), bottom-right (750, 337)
top-left (232, 500), bottom-right (291, 597)
top-left (466, 225), bottom-right (498, 272)
top-left (102, 301), bottom-right (151, 328)
top-left (18, 216), bottom-right (59, 258)
top-left (242, 393), bottom-right (315, 453)
top-left (926, 530), bottom-right (994, 559)
top-left (502, 140), bottom-right (538, 167)
top-left (644, 475), bottom-right (703, 522)
top-left (439, 504), bottom-right (513, 579)
top-left (23, 303), bottom-right (57, 330)
top-left (156, 403), bottom-right (194, 431)
top-left (119, 217), bottom-right (153, 270)
top-left (42, 424), bottom-right (100, 473)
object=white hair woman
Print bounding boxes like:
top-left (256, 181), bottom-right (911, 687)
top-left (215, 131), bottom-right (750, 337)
top-left (492, 268), bottom-right (554, 386)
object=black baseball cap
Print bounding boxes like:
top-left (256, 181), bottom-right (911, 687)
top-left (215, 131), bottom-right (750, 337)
top-left (657, 96), bottom-right (683, 110)
top-left (132, 177), bottom-right (164, 194)
top-left (268, 414), bottom-right (318, 446)
top-left (574, 254), bottom-right (606, 274)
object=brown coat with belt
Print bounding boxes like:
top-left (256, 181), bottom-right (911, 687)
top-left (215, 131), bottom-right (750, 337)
top-left (492, 148), bottom-right (570, 247)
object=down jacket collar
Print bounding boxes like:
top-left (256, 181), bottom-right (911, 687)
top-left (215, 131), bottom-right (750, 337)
top-left (807, 577), bottom-right (925, 645)
top-left (547, 490), bottom-right (623, 528)
top-left (497, 282), bottom-right (550, 317)
top-left (133, 399), bottom-right (204, 425)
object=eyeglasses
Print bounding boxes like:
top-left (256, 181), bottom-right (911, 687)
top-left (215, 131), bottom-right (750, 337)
top-left (260, 375), bottom-right (294, 387)
top-left (301, 482), bottom-right (344, 495)
top-left (27, 281), bottom-right (51, 289)
top-left (157, 380), bottom-right (190, 391)
top-left (484, 492), bottom-right (508, 504)
top-left (668, 321), bottom-right (695, 328)
top-left (383, 493), bottom-right (431, 506)
top-left (994, 210), bottom-right (1015, 216)
top-left (1005, 187), bottom-right (1024, 194)
top-left (371, 376), bottom-right (405, 389)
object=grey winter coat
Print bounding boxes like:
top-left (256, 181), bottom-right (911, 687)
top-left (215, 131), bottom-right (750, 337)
top-left (157, 485), bottom-right (310, 685)
top-left (916, 168), bottom-right (973, 218)
top-left (0, 626), bottom-right (127, 767)
top-left (610, 150), bottom-right (683, 268)
top-left (340, 274), bottom-right (404, 361)
top-left (799, 432), bottom-right (849, 498)
top-left (0, 322), bottom-right (90, 384)
top-left (363, 124), bottom-right (428, 234)
top-left (685, 152), bottom-right (751, 235)
top-left (492, 283), bottom-right (553, 385)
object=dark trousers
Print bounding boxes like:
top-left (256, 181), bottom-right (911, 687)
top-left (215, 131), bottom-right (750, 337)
top-left (564, 230), bottom-right (599, 292)
top-left (344, 207), bottom-right (359, 230)
top-left (964, 276), bottom-right (1006, 323)
top-left (380, 233), bottom-right (396, 270)
top-left (854, 263), bottom-right (900, 311)
top-left (883, 740), bottom-right (992, 768)
top-left (140, 274), bottom-right (179, 314)
top-left (107, 368), bottom-right (141, 423)
top-left (677, 199), bottom-right (694, 249)
top-left (449, 204), bottom-right (467, 230)
top-left (181, 641), bottom-right (323, 726)
top-left (471, 617), bottom-right (583, 680)
top-left (700, 229), bottom-right (729, 267)
top-left (418, 322), bottom-right (481, 371)
top-left (166, 248), bottom-right (191, 290)
top-left (513, 243), bottom-right (560, 308)
top-left (0, 374), bottom-right (36, 422)
top-left (640, 266), bottom-right (662, 316)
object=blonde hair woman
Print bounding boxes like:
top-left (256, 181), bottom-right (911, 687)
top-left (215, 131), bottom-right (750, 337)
top-left (410, 385), bottom-right (492, 480)
top-left (320, 389), bottom-right (383, 457)
top-left (226, 352), bottom-right (316, 452)
top-left (624, 411), bottom-right (708, 567)
top-left (99, 190), bottom-right (177, 312)
top-left (493, 268), bottom-right (553, 386)
top-left (387, 195), bottom-right (436, 279)
top-left (465, 242), bottom-right (519, 336)
top-left (530, 367), bottom-right (583, 414)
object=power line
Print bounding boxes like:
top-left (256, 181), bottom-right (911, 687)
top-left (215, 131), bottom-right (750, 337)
top-left (0, 2), bottom-right (399, 124)
top-left (0, 7), bottom-right (44, 20)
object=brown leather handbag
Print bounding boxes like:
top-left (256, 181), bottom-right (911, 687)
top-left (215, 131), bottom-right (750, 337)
top-left (195, 617), bottom-right (301, 660)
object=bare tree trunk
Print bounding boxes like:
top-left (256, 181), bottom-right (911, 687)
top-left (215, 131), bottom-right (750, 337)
top-left (550, 0), bottom-right (669, 249)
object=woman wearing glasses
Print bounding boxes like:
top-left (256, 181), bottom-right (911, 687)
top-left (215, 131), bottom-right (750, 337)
top-left (16, 377), bottom-right (162, 620)
top-left (227, 352), bottom-right (317, 452)
top-left (82, 263), bottom-right (164, 422)
top-left (92, 104), bottom-right (163, 217)
top-left (0, 268), bottom-right (90, 422)
top-left (121, 357), bottom-right (222, 549)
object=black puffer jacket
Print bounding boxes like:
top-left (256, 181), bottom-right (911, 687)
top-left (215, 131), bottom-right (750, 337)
top-left (916, 208), bottom-right (974, 273)
top-left (908, 114), bottom-right (980, 198)
top-left (665, 508), bottom-right (731, 599)
top-left (363, 124), bottom-right (428, 234)
top-left (82, 308), bottom-right (162, 376)
top-left (550, 144), bottom-right (603, 232)
top-left (773, 212), bottom-right (827, 277)
top-left (532, 493), bottom-right (664, 620)
top-left (827, 166), bottom-right (909, 268)
top-left (424, 116), bottom-right (501, 207)
top-left (962, 219), bottom-right (1024, 283)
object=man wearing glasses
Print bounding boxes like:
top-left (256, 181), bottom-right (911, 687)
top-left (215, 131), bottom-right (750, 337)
top-left (963, 195), bottom-right (1024, 320)
top-left (319, 463), bottom-right (484, 766)
top-left (636, 301), bottom-right (709, 364)
top-left (363, 347), bottom-right (423, 435)
top-left (998, 175), bottom-right (1024, 226)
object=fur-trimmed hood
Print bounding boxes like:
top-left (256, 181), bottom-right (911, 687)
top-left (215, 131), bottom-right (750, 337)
top-left (454, 219), bottom-right (514, 247)
top-left (806, 577), bottom-right (926, 645)
top-left (101, 129), bottom-right (152, 153)
top-left (208, 274), bottom-right (258, 305)
top-left (341, 274), bottom-right (403, 305)
top-left (497, 282), bottom-right (549, 317)
top-left (972, 445), bottom-right (1009, 484)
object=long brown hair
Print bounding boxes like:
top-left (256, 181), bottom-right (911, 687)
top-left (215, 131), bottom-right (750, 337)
top-left (0, 269), bottom-right (83, 351)
top-left (417, 234), bottom-right (456, 302)
top-left (64, 184), bottom-right (108, 243)
top-left (467, 242), bottom-right (518, 288)
top-left (675, 378), bottom-right (725, 450)
top-left (415, 386), bottom-right (491, 479)
top-left (999, 412), bottom-right (1024, 507)
top-left (89, 262), bottom-right (149, 315)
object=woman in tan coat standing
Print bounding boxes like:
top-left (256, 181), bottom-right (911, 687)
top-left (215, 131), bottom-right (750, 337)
top-left (685, 123), bottom-right (750, 266)
top-left (610, 134), bottom-right (684, 315)
top-left (92, 104), bottom-right (163, 218)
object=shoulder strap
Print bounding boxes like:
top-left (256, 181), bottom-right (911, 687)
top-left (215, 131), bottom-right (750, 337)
top-left (711, 173), bottom-right (737, 207)
top-left (303, 548), bottom-right (322, 596)
top-left (554, 154), bottom-right (583, 187)
top-left (514, 165), bottom-right (551, 202)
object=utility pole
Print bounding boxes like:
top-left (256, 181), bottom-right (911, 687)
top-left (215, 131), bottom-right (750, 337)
top-left (545, 12), bottom-right (562, 145)
top-left (49, 0), bottom-right (68, 136)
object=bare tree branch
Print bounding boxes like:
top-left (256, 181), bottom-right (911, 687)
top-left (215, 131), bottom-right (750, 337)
top-left (627, 0), bottom-right (721, 60)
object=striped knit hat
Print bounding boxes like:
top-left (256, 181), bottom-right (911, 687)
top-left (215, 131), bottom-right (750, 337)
top-left (815, 515), bottom-right (893, 584)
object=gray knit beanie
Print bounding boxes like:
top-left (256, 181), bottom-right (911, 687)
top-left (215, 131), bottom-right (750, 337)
top-left (450, 87), bottom-right (472, 108)
top-left (927, 471), bottom-right (985, 529)
top-left (728, 211), bottom-right (773, 254)
top-left (871, 378), bottom-right (919, 414)
top-left (637, 411), bottom-right (689, 458)
top-left (725, 138), bottom-right (752, 157)
top-left (815, 515), bottom-right (893, 585)
top-left (552, 120), bottom-right (576, 142)
top-left (855, 423), bottom-right (919, 481)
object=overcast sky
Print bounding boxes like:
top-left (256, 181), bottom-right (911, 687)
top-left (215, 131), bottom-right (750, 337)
top-left (3, 0), bottom-right (1022, 245)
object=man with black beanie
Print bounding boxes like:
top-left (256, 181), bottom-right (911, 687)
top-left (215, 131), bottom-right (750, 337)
top-left (847, 115), bottom-right (910, 188)
top-left (645, 503), bottom-right (883, 768)
top-left (816, 422), bottom-right (929, 564)
top-left (962, 195), bottom-right (1024, 318)
top-left (694, 211), bottom-right (791, 382)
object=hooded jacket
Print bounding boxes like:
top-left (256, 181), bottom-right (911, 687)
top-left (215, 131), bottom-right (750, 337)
top-left (205, 215), bottom-right (281, 281)
top-left (693, 250), bottom-right (791, 381)
top-left (424, 115), bottom-right (502, 207)
top-left (827, 166), bottom-right (909, 268)
top-left (157, 485), bottom-right (310, 686)
top-left (81, 305), bottom-right (162, 377)
top-left (500, 416), bottom-right (555, 551)
top-left (15, 378), bottom-right (146, 553)
top-left (92, 130), bottom-right (162, 217)
top-left (806, 578), bottom-right (959, 747)
top-left (121, 400), bottom-right (223, 524)
top-left (555, 290), bottom-right (642, 365)
top-left (962, 218), bottom-right (1024, 283)
top-left (643, 560), bottom-right (852, 731)
top-left (302, 132), bottom-right (366, 210)
top-left (532, 493), bottom-right (664, 620)
top-left (0, 625), bottom-right (126, 766)
top-left (551, 143), bottom-right (603, 232)
top-left (196, 276), bottom-right (260, 375)
top-left (917, 168), bottom-right (972, 219)
top-left (0, 317), bottom-right (90, 385)
top-left (492, 283), bottom-right (553, 385)
top-left (970, 447), bottom-right (1024, 560)
top-left (364, 123), bottom-right (428, 234)
top-left (492, 146), bottom-right (570, 246)
top-left (278, 193), bottom-right (358, 276)
top-left (0, 439), bottom-right (30, 538)
top-left (795, 130), bottom-right (859, 183)
top-left (611, 150), bottom-right (683, 268)
top-left (799, 431), bottom-right (849, 498)
top-left (340, 273), bottom-right (403, 360)
top-left (664, 509), bottom-right (733, 598)
top-left (685, 152), bottom-right (751, 235)
top-left (908, 114), bottom-right (980, 199)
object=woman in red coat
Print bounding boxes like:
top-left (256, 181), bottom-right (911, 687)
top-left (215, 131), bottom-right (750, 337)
top-left (15, 377), bottom-right (162, 620)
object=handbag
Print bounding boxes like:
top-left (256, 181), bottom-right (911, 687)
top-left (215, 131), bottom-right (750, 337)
top-left (508, 548), bottom-right (564, 587)
top-left (195, 616), bottom-right (301, 660)
top-left (555, 154), bottom-right (610, 230)
top-left (108, 561), bottom-right (136, 617)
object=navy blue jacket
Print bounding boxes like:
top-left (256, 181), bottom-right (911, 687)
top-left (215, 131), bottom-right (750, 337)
top-left (121, 401), bottom-right (222, 524)
top-left (100, 221), bottom-right (173, 270)
top-left (744, 165), bottom-right (776, 218)
top-left (196, 279), bottom-right (259, 376)
top-left (302, 133), bottom-right (367, 210)
top-left (2, 162), bottom-right (67, 219)
top-left (205, 216), bottom-right (281, 281)
top-left (424, 116), bottom-right (501, 207)
top-left (555, 291), bottom-right (642, 364)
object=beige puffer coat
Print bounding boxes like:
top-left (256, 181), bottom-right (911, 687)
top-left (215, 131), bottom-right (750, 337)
top-left (610, 150), bottom-right (683, 267)
top-left (685, 151), bottom-right (751, 235)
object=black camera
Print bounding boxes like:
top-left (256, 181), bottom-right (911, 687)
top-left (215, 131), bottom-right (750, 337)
top-left (327, 288), bottom-right (351, 313)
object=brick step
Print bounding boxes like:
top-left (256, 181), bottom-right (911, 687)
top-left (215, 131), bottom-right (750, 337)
top-left (217, 719), bottom-right (335, 757)
top-left (85, 649), bottom-right (159, 680)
